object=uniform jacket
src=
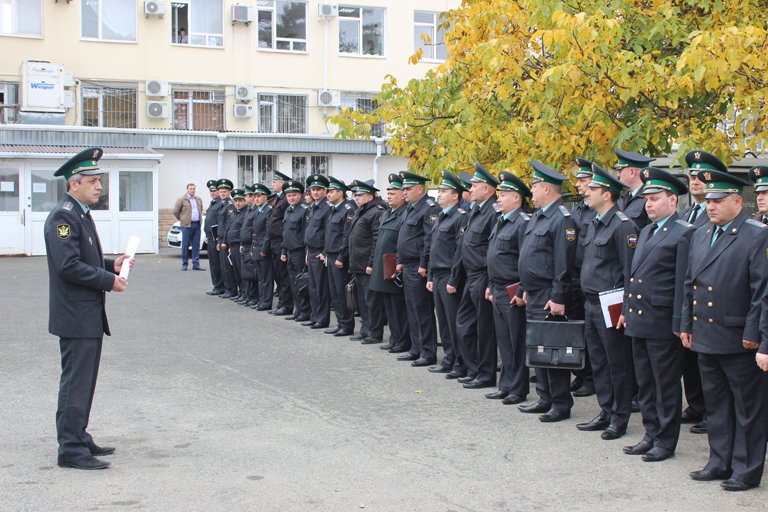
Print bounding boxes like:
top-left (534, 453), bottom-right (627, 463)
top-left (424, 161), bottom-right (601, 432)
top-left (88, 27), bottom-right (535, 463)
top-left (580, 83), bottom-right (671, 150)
top-left (487, 209), bottom-right (529, 286)
top-left (396, 194), bottom-right (441, 268)
top-left (204, 199), bottom-right (221, 240)
top-left (216, 198), bottom-right (234, 244)
top-left (304, 198), bottom-right (332, 253)
top-left (428, 204), bottom-right (468, 285)
top-left (348, 197), bottom-right (387, 273)
top-left (44, 194), bottom-right (117, 338)
top-left (619, 190), bottom-right (649, 229)
top-left (518, 197), bottom-right (577, 305)
top-left (580, 205), bottom-right (638, 296)
top-left (225, 206), bottom-right (245, 245)
top-left (267, 193), bottom-right (289, 254)
top-left (623, 213), bottom-right (694, 338)
top-left (173, 194), bottom-right (204, 227)
top-left (281, 203), bottom-right (308, 253)
top-left (252, 204), bottom-right (272, 258)
top-left (572, 200), bottom-right (596, 274)
top-left (240, 205), bottom-right (259, 248)
top-left (370, 205), bottom-right (406, 294)
top-left (680, 212), bottom-right (768, 354)
top-left (457, 198), bottom-right (498, 275)
top-left (325, 199), bottom-right (357, 264)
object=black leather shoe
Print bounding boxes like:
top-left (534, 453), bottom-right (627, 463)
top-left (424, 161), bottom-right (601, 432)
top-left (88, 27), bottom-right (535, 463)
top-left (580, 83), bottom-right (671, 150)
top-left (518, 401), bottom-right (549, 414)
top-left (689, 468), bottom-right (732, 481)
top-left (428, 366), bottom-right (451, 374)
top-left (720, 478), bottom-right (757, 492)
top-left (310, 323), bottom-right (329, 329)
top-left (295, 316), bottom-right (310, 322)
top-left (412, 358), bottom-right (436, 367)
top-left (246, 300), bottom-right (259, 307)
top-left (642, 447), bottom-right (674, 462)
top-left (501, 394), bottom-right (526, 405)
top-left (463, 380), bottom-right (495, 389)
top-left (380, 343), bottom-right (393, 350)
top-left (333, 329), bottom-right (353, 337)
top-left (388, 346), bottom-right (409, 353)
top-left (220, 293), bottom-right (235, 299)
top-left (206, 289), bottom-right (223, 295)
top-left (572, 385), bottom-right (595, 397)
top-left (397, 353), bottom-right (418, 362)
top-left (539, 409), bottom-right (570, 422)
top-left (485, 390), bottom-right (509, 399)
top-left (623, 440), bottom-right (653, 455)
top-left (601, 425), bottom-right (627, 440)
top-left (88, 444), bottom-right (115, 456)
top-left (285, 315), bottom-right (298, 321)
top-left (301, 320), bottom-right (315, 327)
top-left (361, 337), bottom-right (383, 345)
top-left (445, 371), bottom-right (464, 380)
top-left (193, 266), bottom-right (206, 271)
top-left (272, 307), bottom-right (291, 316)
top-left (577, 415), bottom-right (610, 431)
top-left (680, 409), bottom-right (703, 424)
top-left (324, 327), bottom-right (340, 335)
top-left (349, 334), bottom-right (366, 341)
top-left (631, 398), bottom-right (641, 413)
top-left (690, 419), bottom-right (708, 434)
top-left (457, 376), bottom-right (476, 384)
top-left (57, 455), bottom-right (110, 470)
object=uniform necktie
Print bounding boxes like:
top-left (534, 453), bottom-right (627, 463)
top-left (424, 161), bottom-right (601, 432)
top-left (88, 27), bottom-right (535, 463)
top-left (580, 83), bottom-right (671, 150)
top-left (688, 205), bottom-right (699, 224)
top-left (710, 226), bottom-right (723, 247)
top-left (762, 215), bottom-right (768, 226)
top-left (648, 222), bottom-right (659, 237)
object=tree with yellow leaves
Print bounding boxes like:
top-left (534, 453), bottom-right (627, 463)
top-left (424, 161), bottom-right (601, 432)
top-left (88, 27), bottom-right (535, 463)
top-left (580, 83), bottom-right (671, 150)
top-left (330, 0), bottom-right (768, 180)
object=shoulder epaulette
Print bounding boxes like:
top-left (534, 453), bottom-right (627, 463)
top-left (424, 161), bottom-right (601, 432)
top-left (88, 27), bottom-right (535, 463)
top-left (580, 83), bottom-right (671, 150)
top-left (745, 218), bottom-right (766, 229)
top-left (62, 202), bottom-right (73, 211)
top-left (675, 219), bottom-right (693, 228)
top-left (558, 205), bottom-right (571, 217)
top-left (520, 212), bottom-right (530, 221)
top-left (344, 203), bottom-right (352, 210)
top-left (615, 211), bottom-right (629, 222)
top-left (376, 204), bottom-right (384, 209)
top-left (457, 208), bottom-right (466, 214)
top-left (492, 203), bottom-right (500, 212)
top-left (301, 204), bottom-right (309, 209)
top-left (426, 198), bottom-right (436, 207)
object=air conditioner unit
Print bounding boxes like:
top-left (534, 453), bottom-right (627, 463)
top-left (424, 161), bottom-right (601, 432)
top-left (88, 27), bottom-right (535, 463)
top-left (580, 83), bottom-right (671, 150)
top-left (317, 89), bottom-right (341, 108)
top-left (144, 0), bottom-right (166, 17)
top-left (318, 3), bottom-right (339, 17)
top-left (147, 101), bottom-right (170, 119)
top-left (234, 104), bottom-right (255, 118)
top-left (145, 80), bottom-right (169, 97)
top-left (232, 4), bottom-right (253, 24)
top-left (235, 84), bottom-right (255, 102)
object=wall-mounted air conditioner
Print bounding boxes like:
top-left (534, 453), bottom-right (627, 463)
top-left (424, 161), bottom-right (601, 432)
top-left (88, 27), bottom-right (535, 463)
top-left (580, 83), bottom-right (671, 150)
top-left (235, 85), bottom-right (255, 102)
top-left (232, 5), bottom-right (253, 24)
top-left (317, 89), bottom-right (341, 107)
top-left (145, 80), bottom-right (169, 97)
top-left (144, 1), bottom-right (166, 17)
top-left (234, 104), bottom-right (254, 118)
top-left (147, 101), bottom-right (170, 119)
top-left (318, 4), bottom-right (338, 17)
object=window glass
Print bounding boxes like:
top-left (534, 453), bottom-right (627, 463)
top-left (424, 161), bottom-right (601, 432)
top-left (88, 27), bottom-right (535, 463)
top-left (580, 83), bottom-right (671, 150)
top-left (413, 10), bottom-right (446, 61)
top-left (119, 172), bottom-right (152, 212)
top-left (81, 0), bottom-right (136, 42)
top-left (171, 0), bottom-right (222, 47)
top-left (172, 90), bottom-right (225, 131)
top-left (257, 0), bottom-right (307, 51)
top-left (31, 169), bottom-right (65, 212)
top-left (339, 6), bottom-right (384, 56)
top-left (258, 93), bottom-right (307, 134)
top-left (0, 0), bottom-right (43, 36)
top-left (291, 156), bottom-right (307, 183)
top-left (82, 86), bottom-right (137, 128)
top-left (91, 173), bottom-right (109, 211)
top-left (0, 168), bottom-right (19, 211)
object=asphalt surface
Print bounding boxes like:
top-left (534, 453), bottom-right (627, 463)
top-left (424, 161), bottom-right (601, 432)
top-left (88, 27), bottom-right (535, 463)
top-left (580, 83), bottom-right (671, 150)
top-left (0, 248), bottom-right (765, 511)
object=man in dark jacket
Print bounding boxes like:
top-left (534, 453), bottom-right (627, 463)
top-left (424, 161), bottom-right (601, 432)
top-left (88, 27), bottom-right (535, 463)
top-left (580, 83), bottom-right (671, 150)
top-left (224, 189), bottom-right (247, 301)
top-left (215, 179), bottom-right (236, 298)
top-left (250, 183), bottom-right (274, 310)
top-left (204, 179), bottom-right (224, 295)
top-left (267, 170), bottom-right (293, 316)
top-left (370, 174), bottom-right (412, 353)
top-left (281, 180), bottom-right (311, 322)
top-left (302, 175), bottom-right (332, 329)
top-left (348, 179), bottom-right (387, 343)
top-left (44, 147), bottom-right (133, 470)
top-left (237, 185), bottom-right (259, 305)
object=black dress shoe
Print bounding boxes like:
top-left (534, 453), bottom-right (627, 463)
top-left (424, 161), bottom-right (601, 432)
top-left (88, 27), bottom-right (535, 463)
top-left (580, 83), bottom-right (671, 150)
top-left (539, 409), bottom-right (571, 423)
top-left (380, 343), bottom-right (393, 350)
top-left (690, 419), bottom-right (708, 434)
top-left (324, 327), bottom-right (340, 335)
top-left (412, 358), bottom-right (436, 367)
top-left (285, 315), bottom-right (298, 321)
top-left (349, 334), bottom-right (366, 341)
top-left (572, 384), bottom-right (595, 397)
top-left (301, 320), bottom-right (315, 326)
top-left (397, 353), bottom-right (419, 362)
top-left (623, 440), bottom-right (653, 455)
top-left (518, 401), bottom-right (550, 414)
top-left (485, 390), bottom-right (509, 399)
top-left (445, 371), bottom-right (464, 380)
top-left (193, 266), bottom-right (206, 271)
top-left (388, 346), bottom-right (409, 353)
top-left (256, 305), bottom-right (271, 311)
top-left (720, 478), bottom-right (757, 492)
top-left (272, 307), bottom-right (291, 316)
top-left (501, 394), bottom-right (526, 405)
top-left (428, 366), bottom-right (451, 374)
top-left (463, 380), bottom-right (495, 389)
top-left (310, 323), bottom-right (329, 329)
top-left (689, 468), bottom-right (732, 481)
top-left (601, 425), bottom-right (627, 440)
top-left (457, 375), bottom-right (476, 384)
top-left (577, 415), bottom-right (610, 431)
top-left (333, 329), bottom-right (353, 337)
top-left (295, 316), bottom-right (310, 322)
top-left (57, 455), bottom-right (110, 470)
top-left (361, 337), bottom-right (383, 345)
top-left (680, 409), bottom-right (703, 424)
top-left (246, 300), bottom-right (259, 307)
top-left (220, 293), bottom-right (235, 299)
top-left (642, 447), bottom-right (674, 462)
top-left (88, 444), bottom-right (115, 456)
top-left (206, 289), bottom-right (222, 295)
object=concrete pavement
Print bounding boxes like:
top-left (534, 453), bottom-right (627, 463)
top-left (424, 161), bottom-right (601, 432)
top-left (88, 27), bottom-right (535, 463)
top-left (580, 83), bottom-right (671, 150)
top-left (0, 249), bottom-right (764, 511)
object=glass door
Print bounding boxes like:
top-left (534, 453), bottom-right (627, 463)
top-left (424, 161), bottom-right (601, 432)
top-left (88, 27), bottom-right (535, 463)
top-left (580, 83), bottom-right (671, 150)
top-left (0, 167), bottom-right (25, 255)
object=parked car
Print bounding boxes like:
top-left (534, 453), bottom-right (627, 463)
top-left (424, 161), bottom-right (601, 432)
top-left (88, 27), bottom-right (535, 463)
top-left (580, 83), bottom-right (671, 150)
top-left (167, 219), bottom-right (207, 254)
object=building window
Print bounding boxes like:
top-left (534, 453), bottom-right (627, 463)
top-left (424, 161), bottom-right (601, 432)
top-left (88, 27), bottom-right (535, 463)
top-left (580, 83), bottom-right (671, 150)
top-left (414, 11), bottom-right (446, 61)
top-left (258, 93), bottom-right (307, 134)
top-left (170, 0), bottom-right (223, 47)
top-left (82, 86), bottom-right (137, 128)
top-left (0, 82), bottom-right (18, 123)
top-left (291, 155), bottom-right (329, 183)
top-left (238, 154), bottom-right (278, 188)
top-left (338, 6), bottom-right (384, 56)
top-left (257, 0), bottom-right (307, 52)
top-left (0, 0), bottom-right (42, 36)
top-left (172, 89), bottom-right (225, 131)
top-left (119, 171), bottom-right (152, 212)
top-left (81, 0), bottom-right (137, 42)
top-left (341, 96), bottom-right (385, 137)
top-left (0, 168), bottom-right (20, 211)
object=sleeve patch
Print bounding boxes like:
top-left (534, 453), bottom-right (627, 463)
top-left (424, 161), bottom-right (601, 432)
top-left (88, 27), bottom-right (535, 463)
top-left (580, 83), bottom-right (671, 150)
top-left (56, 224), bottom-right (71, 239)
top-left (428, 213), bottom-right (439, 224)
top-left (565, 228), bottom-right (576, 241)
top-left (627, 234), bottom-right (638, 248)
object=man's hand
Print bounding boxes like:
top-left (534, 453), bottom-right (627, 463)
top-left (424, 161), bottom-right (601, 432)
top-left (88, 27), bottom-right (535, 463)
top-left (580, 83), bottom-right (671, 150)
top-left (112, 275), bottom-right (128, 292)
top-left (544, 300), bottom-right (565, 316)
top-left (239, 246), bottom-right (244, 254)
top-left (280, 254), bottom-right (287, 262)
top-left (113, 253), bottom-right (134, 274)
top-left (446, 284), bottom-right (457, 295)
top-left (511, 295), bottom-right (525, 307)
top-left (757, 353), bottom-right (768, 372)
top-left (216, 243), bottom-right (220, 251)
top-left (418, 267), bottom-right (427, 277)
top-left (318, 254), bottom-right (326, 263)
top-left (616, 314), bottom-right (626, 330)
top-left (426, 281), bottom-right (433, 292)
top-left (680, 332), bottom-right (692, 349)
top-left (365, 266), bottom-right (373, 275)
top-left (485, 287), bottom-right (493, 302)
top-left (396, 263), bottom-right (403, 272)
top-left (336, 260), bottom-right (345, 269)
top-left (743, 340), bottom-right (759, 350)
top-left (228, 248), bottom-right (232, 254)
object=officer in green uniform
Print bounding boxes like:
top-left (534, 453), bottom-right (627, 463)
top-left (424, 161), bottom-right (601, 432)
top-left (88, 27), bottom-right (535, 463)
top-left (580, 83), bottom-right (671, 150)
top-left (204, 179), bottom-right (224, 295)
top-left (748, 166), bottom-right (768, 225)
top-left (614, 148), bottom-right (653, 229)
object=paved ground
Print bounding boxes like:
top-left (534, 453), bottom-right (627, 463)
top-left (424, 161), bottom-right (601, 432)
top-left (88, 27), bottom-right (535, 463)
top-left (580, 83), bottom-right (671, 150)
top-left (0, 248), bottom-right (765, 511)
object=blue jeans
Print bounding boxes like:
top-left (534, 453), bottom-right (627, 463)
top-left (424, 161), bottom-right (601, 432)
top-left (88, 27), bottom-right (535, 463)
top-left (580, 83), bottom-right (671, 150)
top-left (181, 221), bottom-right (201, 268)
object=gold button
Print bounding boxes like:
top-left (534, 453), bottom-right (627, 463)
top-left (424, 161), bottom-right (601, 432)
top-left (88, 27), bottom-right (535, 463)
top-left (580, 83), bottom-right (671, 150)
top-left (709, 318), bottom-right (714, 324)
top-left (708, 302), bottom-right (713, 308)
top-left (694, 316), bottom-right (698, 321)
top-left (708, 286), bottom-right (713, 292)
top-left (693, 300), bottom-right (698, 305)
top-left (637, 294), bottom-right (642, 300)
top-left (638, 310), bottom-right (643, 315)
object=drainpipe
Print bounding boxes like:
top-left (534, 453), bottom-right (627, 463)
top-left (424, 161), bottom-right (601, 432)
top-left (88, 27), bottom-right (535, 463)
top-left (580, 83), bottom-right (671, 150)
top-left (373, 136), bottom-right (388, 183)
top-left (216, 132), bottom-right (227, 179)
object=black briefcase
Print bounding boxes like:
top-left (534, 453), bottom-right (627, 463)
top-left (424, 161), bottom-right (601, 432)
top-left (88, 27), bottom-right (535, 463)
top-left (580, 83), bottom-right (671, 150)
top-left (525, 315), bottom-right (585, 370)
top-left (345, 275), bottom-right (357, 312)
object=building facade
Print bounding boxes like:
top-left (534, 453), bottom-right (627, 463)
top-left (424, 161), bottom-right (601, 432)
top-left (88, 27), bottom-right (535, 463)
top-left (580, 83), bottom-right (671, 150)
top-left (0, 0), bottom-right (458, 255)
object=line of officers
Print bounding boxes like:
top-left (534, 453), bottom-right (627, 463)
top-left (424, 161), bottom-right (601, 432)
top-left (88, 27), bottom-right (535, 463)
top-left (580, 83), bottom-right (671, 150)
top-left (200, 147), bottom-right (768, 492)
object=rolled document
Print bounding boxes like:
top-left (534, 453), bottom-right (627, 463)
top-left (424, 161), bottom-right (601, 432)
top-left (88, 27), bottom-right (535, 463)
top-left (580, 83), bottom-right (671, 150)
top-left (119, 235), bottom-right (140, 280)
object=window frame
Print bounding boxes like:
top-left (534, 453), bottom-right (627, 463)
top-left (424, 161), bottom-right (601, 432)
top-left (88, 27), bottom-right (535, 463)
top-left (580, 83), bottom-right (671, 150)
top-left (170, 0), bottom-right (224, 48)
top-left (0, 0), bottom-right (43, 38)
top-left (80, 0), bottom-right (137, 43)
top-left (257, 93), bottom-right (308, 134)
top-left (337, 5), bottom-right (386, 58)
top-left (81, 84), bottom-right (138, 129)
top-left (413, 10), bottom-right (446, 62)
top-left (256, 0), bottom-right (309, 53)
top-left (172, 89), bottom-right (226, 131)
